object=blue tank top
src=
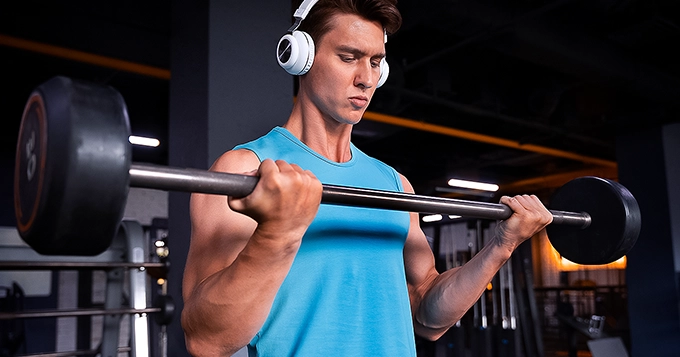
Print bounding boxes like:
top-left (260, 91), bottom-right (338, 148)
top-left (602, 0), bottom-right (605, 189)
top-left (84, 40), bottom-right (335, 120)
top-left (233, 127), bottom-right (416, 357)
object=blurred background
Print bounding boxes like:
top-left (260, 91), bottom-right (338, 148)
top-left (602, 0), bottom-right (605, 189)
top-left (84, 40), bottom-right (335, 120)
top-left (1, 1), bottom-right (679, 356)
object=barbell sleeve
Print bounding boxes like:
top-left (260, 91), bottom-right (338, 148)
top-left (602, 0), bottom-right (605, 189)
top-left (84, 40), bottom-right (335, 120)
top-left (129, 163), bottom-right (591, 228)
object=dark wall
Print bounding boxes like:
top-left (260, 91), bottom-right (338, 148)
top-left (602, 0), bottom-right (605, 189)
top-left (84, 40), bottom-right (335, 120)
top-left (0, 1), bottom-right (171, 227)
top-left (617, 123), bottom-right (680, 357)
top-left (166, 0), bottom-right (293, 355)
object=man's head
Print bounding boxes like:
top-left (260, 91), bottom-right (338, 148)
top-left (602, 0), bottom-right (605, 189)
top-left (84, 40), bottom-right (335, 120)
top-left (296, 0), bottom-right (402, 45)
top-left (291, 0), bottom-right (402, 126)
top-left (278, 0), bottom-right (402, 78)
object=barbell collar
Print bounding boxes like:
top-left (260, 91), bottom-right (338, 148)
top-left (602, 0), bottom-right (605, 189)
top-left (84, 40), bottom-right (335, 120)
top-left (129, 163), bottom-right (591, 228)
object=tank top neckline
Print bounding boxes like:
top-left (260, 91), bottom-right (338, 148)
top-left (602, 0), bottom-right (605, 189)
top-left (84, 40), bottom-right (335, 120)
top-left (272, 126), bottom-right (358, 168)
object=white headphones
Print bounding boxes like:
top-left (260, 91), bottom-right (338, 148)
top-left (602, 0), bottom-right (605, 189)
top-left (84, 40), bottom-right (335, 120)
top-left (276, 0), bottom-right (389, 88)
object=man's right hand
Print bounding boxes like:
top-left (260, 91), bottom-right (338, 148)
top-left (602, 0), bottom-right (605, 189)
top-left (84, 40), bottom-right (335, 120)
top-left (228, 159), bottom-right (323, 241)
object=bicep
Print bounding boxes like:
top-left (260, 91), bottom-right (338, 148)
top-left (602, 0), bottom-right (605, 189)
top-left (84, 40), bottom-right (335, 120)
top-left (182, 150), bottom-right (260, 302)
top-left (400, 174), bottom-right (439, 299)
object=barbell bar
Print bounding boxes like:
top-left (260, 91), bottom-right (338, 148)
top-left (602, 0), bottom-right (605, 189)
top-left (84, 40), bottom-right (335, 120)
top-left (0, 307), bottom-right (161, 320)
top-left (0, 261), bottom-right (167, 270)
top-left (17, 348), bottom-right (131, 357)
top-left (13, 76), bottom-right (641, 264)
top-left (129, 163), bottom-right (636, 265)
top-left (129, 163), bottom-right (591, 227)
top-left (0, 294), bottom-right (175, 325)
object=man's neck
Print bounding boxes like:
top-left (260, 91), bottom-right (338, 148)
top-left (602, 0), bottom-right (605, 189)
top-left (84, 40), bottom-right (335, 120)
top-left (283, 101), bottom-right (355, 163)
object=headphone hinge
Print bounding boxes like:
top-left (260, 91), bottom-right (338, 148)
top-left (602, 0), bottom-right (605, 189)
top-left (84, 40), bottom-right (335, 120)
top-left (287, 17), bottom-right (303, 33)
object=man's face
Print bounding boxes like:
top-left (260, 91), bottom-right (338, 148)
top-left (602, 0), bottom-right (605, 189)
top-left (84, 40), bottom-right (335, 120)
top-left (300, 13), bottom-right (385, 125)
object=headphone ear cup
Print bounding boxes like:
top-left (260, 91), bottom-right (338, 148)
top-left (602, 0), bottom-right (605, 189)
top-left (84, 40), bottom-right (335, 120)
top-left (277, 31), bottom-right (315, 75)
top-left (377, 57), bottom-right (389, 88)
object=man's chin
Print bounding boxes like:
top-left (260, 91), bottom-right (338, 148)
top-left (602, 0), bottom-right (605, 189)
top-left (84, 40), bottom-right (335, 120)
top-left (334, 112), bottom-right (365, 126)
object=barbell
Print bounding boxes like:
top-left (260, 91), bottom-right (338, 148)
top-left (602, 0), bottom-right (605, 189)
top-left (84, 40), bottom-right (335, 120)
top-left (13, 76), bottom-right (641, 264)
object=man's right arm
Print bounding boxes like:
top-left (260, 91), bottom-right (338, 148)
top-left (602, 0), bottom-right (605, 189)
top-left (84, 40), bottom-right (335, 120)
top-left (181, 149), bottom-right (322, 356)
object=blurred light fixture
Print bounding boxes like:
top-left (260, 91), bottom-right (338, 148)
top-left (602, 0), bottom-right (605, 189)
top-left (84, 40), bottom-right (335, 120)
top-left (129, 135), bottom-right (160, 147)
top-left (560, 255), bottom-right (627, 271)
top-left (422, 214), bottom-right (443, 223)
top-left (448, 178), bottom-right (499, 192)
top-left (422, 214), bottom-right (462, 223)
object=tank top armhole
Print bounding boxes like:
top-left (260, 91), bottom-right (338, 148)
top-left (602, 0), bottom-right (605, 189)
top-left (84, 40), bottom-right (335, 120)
top-left (386, 166), bottom-right (405, 193)
top-left (231, 146), bottom-right (263, 163)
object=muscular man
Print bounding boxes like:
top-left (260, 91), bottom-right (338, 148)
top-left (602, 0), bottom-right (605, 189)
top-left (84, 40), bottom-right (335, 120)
top-left (181, 0), bottom-right (552, 356)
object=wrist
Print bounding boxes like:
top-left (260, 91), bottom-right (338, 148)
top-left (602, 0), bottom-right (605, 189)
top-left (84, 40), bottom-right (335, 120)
top-left (490, 234), bottom-right (516, 260)
top-left (250, 223), bottom-right (305, 255)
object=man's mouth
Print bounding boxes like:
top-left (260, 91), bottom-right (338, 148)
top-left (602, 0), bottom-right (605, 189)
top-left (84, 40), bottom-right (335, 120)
top-left (349, 96), bottom-right (368, 108)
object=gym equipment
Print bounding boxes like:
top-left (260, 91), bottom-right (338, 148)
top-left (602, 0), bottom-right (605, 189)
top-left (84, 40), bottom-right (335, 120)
top-left (14, 76), bottom-right (129, 255)
top-left (0, 220), bottom-right (172, 357)
top-left (0, 261), bottom-right (166, 269)
top-left (14, 76), bottom-right (641, 263)
top-left (276, 0), bottom-right (389, 87)
top-left (546, 177), bottom-right (640, 264)
top-left (0, 303), bottom-right (173, 321)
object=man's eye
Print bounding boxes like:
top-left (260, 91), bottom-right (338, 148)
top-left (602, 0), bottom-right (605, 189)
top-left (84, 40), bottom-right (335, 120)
top-left (341, 56), bottom-right (354, 62)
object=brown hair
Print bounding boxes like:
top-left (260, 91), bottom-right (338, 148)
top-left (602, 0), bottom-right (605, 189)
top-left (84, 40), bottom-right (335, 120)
top-left (295, 0), bottom-right (402, 44)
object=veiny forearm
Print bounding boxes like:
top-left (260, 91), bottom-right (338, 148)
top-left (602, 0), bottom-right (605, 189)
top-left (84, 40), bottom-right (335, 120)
top-left (182, 229), bottom-right (302, 356)
top-left (414, 238), bottom-right (513, 340)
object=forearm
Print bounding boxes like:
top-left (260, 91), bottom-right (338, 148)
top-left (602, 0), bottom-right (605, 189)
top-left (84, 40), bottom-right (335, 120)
top-left (413, 238), bottom-right (513, 340)
top-left (182, 229), bottom-right (301, 356)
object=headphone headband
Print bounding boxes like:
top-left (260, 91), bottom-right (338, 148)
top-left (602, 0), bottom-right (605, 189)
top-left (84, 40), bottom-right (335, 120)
top-left (293, 0), bottom-right (320, 21)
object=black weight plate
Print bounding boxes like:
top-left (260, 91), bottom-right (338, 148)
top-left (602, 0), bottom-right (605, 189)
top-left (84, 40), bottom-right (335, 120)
top-left (14, 93), bottom-right (48, 240)
top-left (546, 177), bottom-right (640, 265)
top-left (14, 76), bottom-right (132, 255)
top-left (153, 294), bottom-right (175, 326)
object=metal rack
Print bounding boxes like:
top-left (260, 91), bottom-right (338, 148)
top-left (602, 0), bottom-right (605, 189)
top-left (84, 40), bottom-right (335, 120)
top-left (0, 220), bottom-right (170, 357)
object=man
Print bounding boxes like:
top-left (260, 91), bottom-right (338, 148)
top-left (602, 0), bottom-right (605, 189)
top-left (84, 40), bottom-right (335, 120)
top-left (181, 0), bottom-right (553, 356)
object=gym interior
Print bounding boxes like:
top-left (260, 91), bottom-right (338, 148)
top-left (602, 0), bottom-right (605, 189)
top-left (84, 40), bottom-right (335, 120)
top-left (1, 1), bottom-right (679, 356)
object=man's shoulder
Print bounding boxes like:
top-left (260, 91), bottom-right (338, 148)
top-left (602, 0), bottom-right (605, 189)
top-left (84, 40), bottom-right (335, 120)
top-left (211, 148), bottom-right (261, 174)
top-left (353, 144), bottom-right (397, 171)
top-left (351, 144), bottom-right (406, 191)
top-left (233, 127), bottom-right (287, 152)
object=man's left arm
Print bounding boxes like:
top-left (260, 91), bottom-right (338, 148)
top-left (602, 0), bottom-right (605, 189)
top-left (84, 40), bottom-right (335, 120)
top-left (400, 174), bottom-right (552, 340)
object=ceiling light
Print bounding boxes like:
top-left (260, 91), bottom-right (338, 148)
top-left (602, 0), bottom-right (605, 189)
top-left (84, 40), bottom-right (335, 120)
top-left (129, 135), bottom-right (160, 147)
top-left (422, 214), bottom-right (443, 223)
top-left (447, 178), bottom-right (499, 192)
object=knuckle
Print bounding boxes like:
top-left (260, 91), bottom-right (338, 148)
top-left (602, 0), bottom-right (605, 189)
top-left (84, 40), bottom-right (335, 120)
top-left (544, 213), bottom-right (554, 224)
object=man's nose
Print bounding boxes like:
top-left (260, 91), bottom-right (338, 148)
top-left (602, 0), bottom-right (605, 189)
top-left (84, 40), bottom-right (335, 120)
top-left (354, 60), bottom-right (376, 89)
